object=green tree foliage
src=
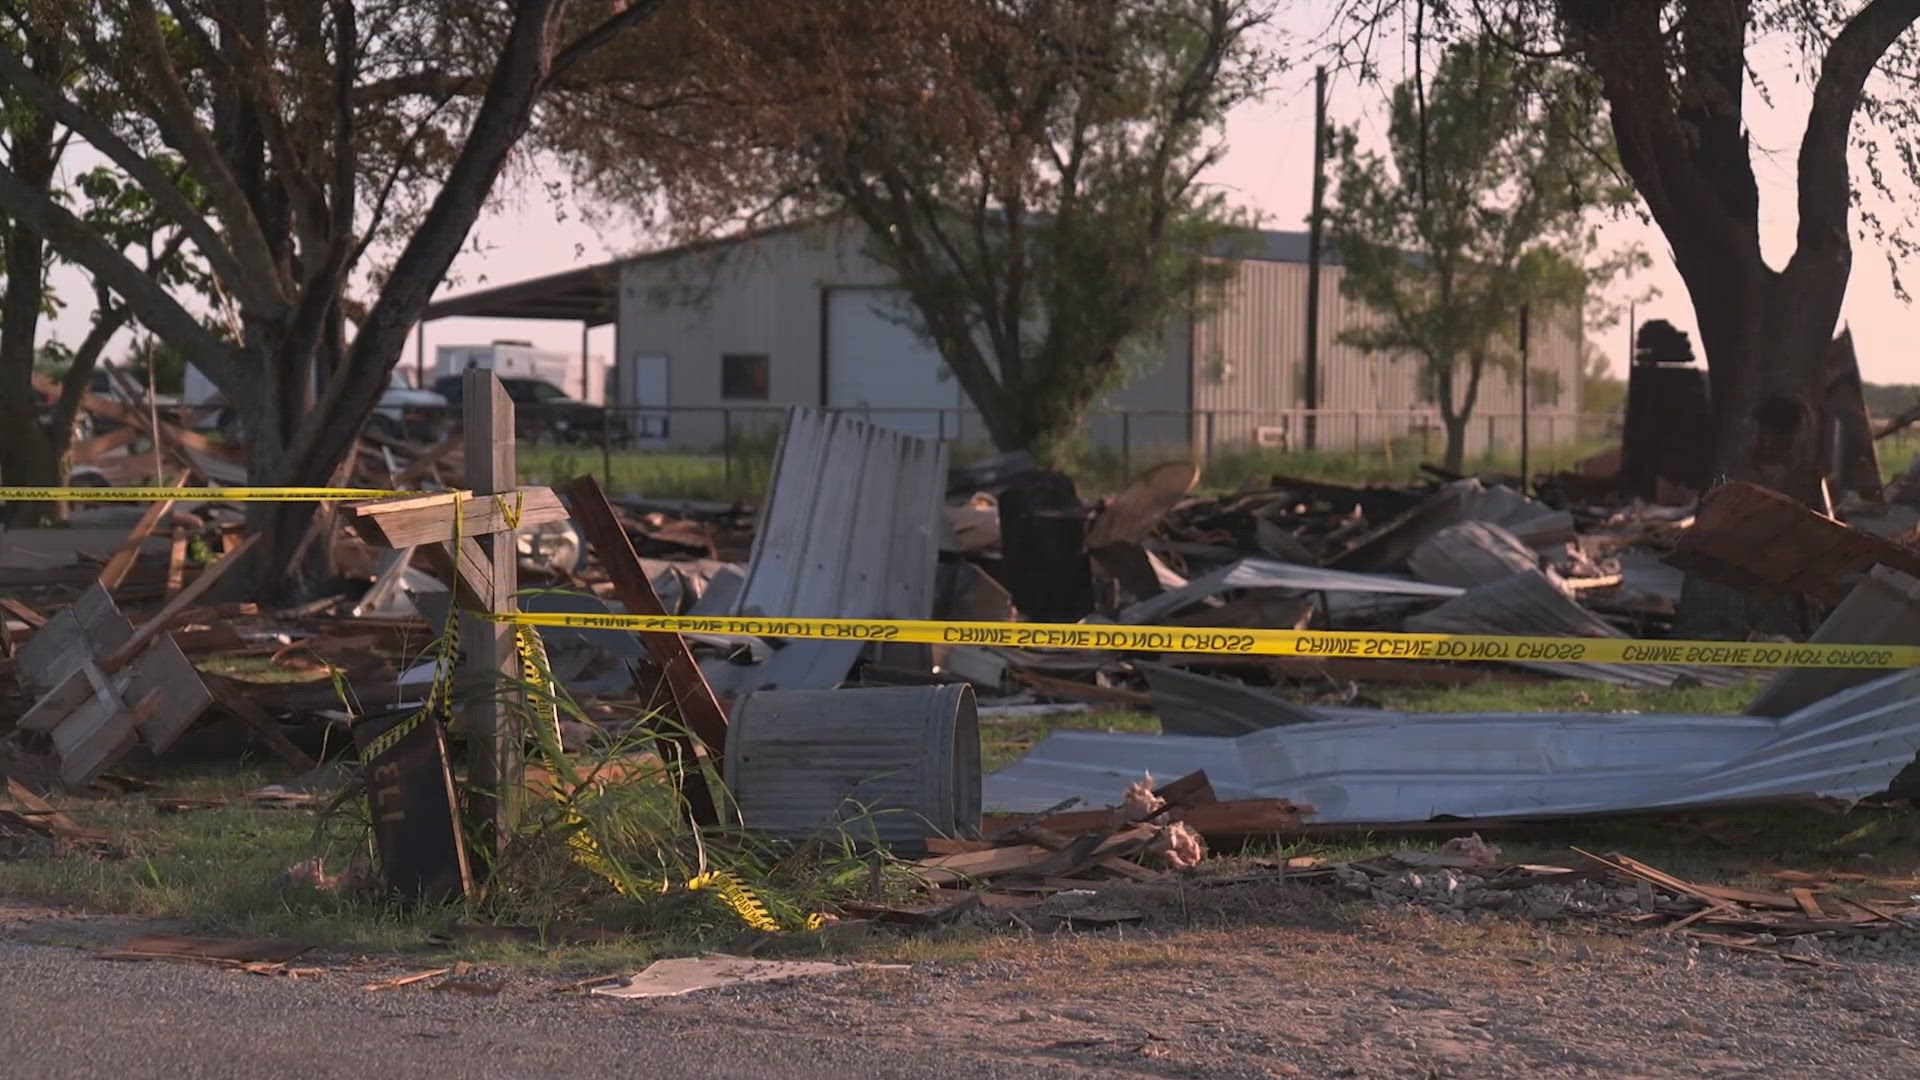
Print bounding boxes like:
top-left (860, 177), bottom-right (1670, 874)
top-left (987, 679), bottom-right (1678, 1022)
top-left (1581, 348), bottom-right (1626, 417)
top-left (1326, 39), bottom-right (1639, 471)
top-left (0, 0), bottom-right (665, 590)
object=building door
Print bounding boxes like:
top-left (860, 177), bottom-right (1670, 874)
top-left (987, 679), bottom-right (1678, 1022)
top-left (628, 352), bottom-right (670, 445)
top-left (825, 287), bottom-right (962, 441)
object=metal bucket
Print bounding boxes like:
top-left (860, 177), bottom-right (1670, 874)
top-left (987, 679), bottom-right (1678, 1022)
top-left (724, 684), bottom-right (980, 856)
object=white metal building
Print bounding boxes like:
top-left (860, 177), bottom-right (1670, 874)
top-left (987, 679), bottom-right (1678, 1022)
top-left (423, 214), bottom-right (1586, 458)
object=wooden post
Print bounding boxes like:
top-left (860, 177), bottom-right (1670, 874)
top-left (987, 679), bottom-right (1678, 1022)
top-left (462, 369), bottom-right (522, 858)
top-left (562, 475), bottom-right (725, 827)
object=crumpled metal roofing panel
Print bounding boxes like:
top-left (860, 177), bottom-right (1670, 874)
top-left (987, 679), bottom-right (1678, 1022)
top-left (983, 668), bottom-right (1920, 823)
top-left (1119, 558), bottom-right (1462, 625)
top-left (702, 408), bottom-right (947, 695)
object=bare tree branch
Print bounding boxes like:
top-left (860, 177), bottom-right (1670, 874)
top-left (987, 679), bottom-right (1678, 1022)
top-left (0, 42), bottom-right (275, 315)
top-left (1787, 0), bottom-right (1920, 274)
top-left (123, 0), bottom-right (291, 308)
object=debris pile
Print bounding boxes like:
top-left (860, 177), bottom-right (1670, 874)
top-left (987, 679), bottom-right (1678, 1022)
top-left (6, 376), bottom-right (1920, 925)
top-left (1336, 845), bottom-right (1920, 966)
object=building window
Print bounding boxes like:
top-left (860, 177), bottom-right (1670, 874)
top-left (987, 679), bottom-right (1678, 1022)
top-left (721, 353), bottom-right (770, 400)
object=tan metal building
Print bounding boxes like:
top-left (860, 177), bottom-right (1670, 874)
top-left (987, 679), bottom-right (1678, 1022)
top-left (424, 214), bottom-right (1587, 459)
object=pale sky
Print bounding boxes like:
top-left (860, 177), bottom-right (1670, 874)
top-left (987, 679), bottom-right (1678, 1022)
top-left (42, 7), bottom-right (1920, 386)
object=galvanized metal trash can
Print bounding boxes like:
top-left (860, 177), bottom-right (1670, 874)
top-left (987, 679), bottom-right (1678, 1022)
top-left (724, 684), bottom-right (980, 856)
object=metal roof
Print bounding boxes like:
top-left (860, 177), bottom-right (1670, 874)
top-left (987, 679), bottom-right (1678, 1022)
top-left (420, 219), bottom-right (1328, 325)
top-left (421, 262), bottom-right (623, 325)
top-left (981, 667), bottom-right (1920, 823)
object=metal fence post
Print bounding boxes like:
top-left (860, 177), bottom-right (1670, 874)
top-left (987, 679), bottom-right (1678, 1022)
top-left (600, 409), bottom-right (613, 486)
top-left (1204, 410), bottom-right (1216, 465)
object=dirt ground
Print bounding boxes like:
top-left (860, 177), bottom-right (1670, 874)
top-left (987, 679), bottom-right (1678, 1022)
top-left (8, 878), bottom-right (1920, 1079)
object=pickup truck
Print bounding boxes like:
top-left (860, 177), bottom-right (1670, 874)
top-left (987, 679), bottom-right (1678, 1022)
top-left (432, 374), bottom-right (624, 445)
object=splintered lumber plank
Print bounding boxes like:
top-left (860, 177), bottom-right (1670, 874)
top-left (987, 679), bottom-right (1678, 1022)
top-left (1791, 888), bottom-right (1826, 919)
top-left (1174, 800), bottom-right (1309, 837)
top-left (0, 597), bottom-right (48, 629)
top-left (344, 487), bottom-right (569, 548)
top-left (96, 470), bottom-right (189, 591)
top-left (1026, 798), bottom-right (1305, 840)
top-left (563, 475), bottom-right (725, 827)
top-left (164, 527), bottom-right (188, 599)
top-left (1574, 849), bottom-right (1731, 908)
top-left (1155, 769), bottom-right (1217, 809)
top-left (102, 534), bottom-right (260, 672)
top-left (914, 844), bottom-right (1052, 885)
top-left (204, 675), bottom-right (319, 774)
top-left (1014, 824), bottom-right (1160, 881)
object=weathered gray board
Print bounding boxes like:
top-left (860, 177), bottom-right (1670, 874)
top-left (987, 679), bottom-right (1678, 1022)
top-left (702, 408), bottom-right (947, 695)
top-left (984, 667), bottom-right (1920, 823)
top-left (14, 585), bottom-right (211, 786)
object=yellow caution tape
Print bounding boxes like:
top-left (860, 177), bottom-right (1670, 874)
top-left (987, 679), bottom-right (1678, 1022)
top-left (0, 486), bottom-right (415, 501)
top-left (491, 611), bottom-right (1920, 670)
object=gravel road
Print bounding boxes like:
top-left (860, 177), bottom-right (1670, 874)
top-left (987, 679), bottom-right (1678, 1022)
top-left (7, 882), bottom-right (1920, 1079)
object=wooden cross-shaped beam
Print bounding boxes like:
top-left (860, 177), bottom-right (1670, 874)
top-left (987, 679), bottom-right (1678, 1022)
top-left (346, 371), bottom-right (568, 862)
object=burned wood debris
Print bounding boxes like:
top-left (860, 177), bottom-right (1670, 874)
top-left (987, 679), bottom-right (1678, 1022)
top-left (6, 374), bottom-right (1920, 930)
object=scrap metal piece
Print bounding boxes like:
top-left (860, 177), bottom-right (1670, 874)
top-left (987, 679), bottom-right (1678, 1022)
top-left (702, 408), bottom-right (947, 695)
top-left (1747, 566), bottom-right (1920, 718)
top-left (984, 667), bottom-right (1920, 823)
top-left (1120, 558), bottom-right (1462, 626)
top-left (1407, 521), bottom-right (1538, 589)
top-left (1405, 567), bottom-right (1741, 687)
top-left (1137, 661), bottom-right (1326, 737)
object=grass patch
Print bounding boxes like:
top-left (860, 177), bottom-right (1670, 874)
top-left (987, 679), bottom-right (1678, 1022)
top-left (1881, 437), bottom-right (1918, 483)
top-left (1373, 678), bottom-right (1760, 716)
top-left (517, 447), bottom-right (771, 502)
top-left (980, 707), bottom-right (1160, 773)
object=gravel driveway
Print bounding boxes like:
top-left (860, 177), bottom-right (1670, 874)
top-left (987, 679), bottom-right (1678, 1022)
top-left (5, 882), bottom-right (1919, 1079)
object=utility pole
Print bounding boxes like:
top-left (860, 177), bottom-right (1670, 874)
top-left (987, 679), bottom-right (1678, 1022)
top-left (1304, 65), bottom-right (1327, 451)
top-left (1519, 304), bottom-right (1531, 491)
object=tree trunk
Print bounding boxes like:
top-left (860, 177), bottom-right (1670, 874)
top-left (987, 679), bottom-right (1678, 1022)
top-left (0, 81), bottom-right (58, 525)
top-left (1439, 413), bottom-right (1469, 474)
top-left (1671, 251), bottom-right (1834, 640)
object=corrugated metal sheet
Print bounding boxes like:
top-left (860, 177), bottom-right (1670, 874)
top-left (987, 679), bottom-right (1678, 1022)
top-left (702, 407), bottom-right (947, 695)
top-left (1187, 258), bottom-right (1587, 453)
top-left (983, 667), bottom-right (1920, 823)
top-left (1118, 558), bottom-right (1463, 626)
top-left (1404, 567), bottom-right (1742, 688)
top-left (1407, 521), bottom-right (1538, 588)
